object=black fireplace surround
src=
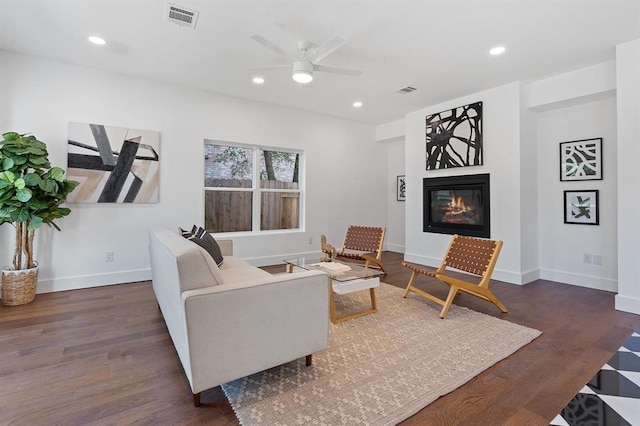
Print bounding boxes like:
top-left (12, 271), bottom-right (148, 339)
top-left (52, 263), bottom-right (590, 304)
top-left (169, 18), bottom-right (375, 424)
top-left (423, 173), bottom-right (490, 238)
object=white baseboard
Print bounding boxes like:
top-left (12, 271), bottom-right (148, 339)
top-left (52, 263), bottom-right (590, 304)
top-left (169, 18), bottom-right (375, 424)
top-left (402, 253), bottom-right (441, 269)
top-left (36, 269), bottom-right (152, 294)
top-left (615, 294), bottom-right (640, 315)
top-left (385, 243), bottom-right (405, 254)
top-left (492, 269), bottom-right (540, 285)
top-left (521, 269), bottom-right (541, 284)
top-left (539, 268), bottom-right (617, 292)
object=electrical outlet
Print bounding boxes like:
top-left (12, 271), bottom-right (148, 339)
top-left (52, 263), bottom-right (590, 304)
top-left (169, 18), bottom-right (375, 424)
top-left (308, 237), bottom-right (313, 245)
top-left (106, 251), bottom-right (114, 262)
top-left (593, 255), bottom-right (602, 266)
top-left (583, 253), bottom-right (592, 264)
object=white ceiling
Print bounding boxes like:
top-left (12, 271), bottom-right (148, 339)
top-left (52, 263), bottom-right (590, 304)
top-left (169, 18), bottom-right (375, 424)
top-left (1, 0), bottom-right (639, 125)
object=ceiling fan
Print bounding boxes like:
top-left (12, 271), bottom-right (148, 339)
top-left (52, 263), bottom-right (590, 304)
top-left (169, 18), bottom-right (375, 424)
top-left (250, 34), bottom-right (363, 84)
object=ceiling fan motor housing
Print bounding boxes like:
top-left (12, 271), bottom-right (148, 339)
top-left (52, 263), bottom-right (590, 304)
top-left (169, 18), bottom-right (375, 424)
top-left (293, 61), bottom-right (313, 74)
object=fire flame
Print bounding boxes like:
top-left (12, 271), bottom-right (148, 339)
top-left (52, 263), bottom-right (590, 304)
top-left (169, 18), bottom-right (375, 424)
top-left (449, 196), bottom-right (471, 215)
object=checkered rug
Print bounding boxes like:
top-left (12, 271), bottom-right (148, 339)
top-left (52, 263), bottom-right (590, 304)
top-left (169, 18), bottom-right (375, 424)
top-left (550, 328), bottom-right (640, 425)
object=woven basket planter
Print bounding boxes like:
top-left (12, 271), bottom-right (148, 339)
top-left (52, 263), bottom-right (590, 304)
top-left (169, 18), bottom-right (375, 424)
top-left (1, 264), bottom-right (39, 306)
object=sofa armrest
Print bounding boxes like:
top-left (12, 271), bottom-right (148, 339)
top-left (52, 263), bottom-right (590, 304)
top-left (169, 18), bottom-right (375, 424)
top-left (182, 270), bottom-right (329, 393)
top-left (217, 239), bottom-right (233, 256)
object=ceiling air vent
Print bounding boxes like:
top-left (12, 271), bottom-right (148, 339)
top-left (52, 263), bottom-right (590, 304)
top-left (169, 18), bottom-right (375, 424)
top-left (166, 3), bottom-right (199, 29)
top-left (396, 86), bottom-right (417, 94)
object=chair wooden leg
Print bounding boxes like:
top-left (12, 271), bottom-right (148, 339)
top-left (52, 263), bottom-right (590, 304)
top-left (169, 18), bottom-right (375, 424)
top-left (484, 290), bottom-right (508, 313)
top-left (403, 271), bottom-right (418, 297)
top-left (370, 288), bottom-right (377, 311)
top-left (439, 286), bottom-right (459, 319)
top-left (306, 354), bottom-right (313, 366)
top-left (193, 392), bottom-right (201, 407)
top-left (362, 254), bottom-right (386, 273)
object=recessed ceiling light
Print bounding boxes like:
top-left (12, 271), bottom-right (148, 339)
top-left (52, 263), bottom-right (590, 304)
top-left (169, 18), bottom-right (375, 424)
top-left (352, 101), bottom-right (363, 108)
top-left (88, 36), bottom-right (106, 45)
top-left (252, 76), bottom-right (265, 85)
top-left (490, 46), bottom-right (506, 56)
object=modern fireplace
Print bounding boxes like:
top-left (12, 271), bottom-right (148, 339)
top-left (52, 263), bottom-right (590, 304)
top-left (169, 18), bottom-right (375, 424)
top-left (423, 173), bottom-right (490, 238)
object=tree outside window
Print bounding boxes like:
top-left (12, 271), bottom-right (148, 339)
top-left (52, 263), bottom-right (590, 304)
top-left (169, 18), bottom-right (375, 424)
top-left (204, 142), bottom-right (301, 233)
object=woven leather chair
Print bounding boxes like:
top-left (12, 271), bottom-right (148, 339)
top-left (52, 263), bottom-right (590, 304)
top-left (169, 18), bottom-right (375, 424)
top-left (402, 234), bottom-right (505, 318)
top-left (334, 225), bottom-right (386, 272)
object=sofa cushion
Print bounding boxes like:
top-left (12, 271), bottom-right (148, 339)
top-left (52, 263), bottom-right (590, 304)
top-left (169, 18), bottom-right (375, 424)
top-left (190, 231), bottom-right (224, 266)
top-left (218, 256), bottom-right (271, 284)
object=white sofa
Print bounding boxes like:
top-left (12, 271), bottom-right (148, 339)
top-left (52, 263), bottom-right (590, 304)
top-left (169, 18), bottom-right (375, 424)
top-left (148, 228), bottom-right (329, 406)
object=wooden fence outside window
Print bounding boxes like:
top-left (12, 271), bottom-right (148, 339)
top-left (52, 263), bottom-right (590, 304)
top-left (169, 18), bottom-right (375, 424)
top-left (204, 179), bottom-right (299, 232)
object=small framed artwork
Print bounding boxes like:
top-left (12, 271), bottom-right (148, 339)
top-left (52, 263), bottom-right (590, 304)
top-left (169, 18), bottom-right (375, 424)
top-left (559, 138), bottom-right (602, 181)
top-left (564, 190), bottom-right (599, 225)
top-left (397, 175), bottom-right (406, 201)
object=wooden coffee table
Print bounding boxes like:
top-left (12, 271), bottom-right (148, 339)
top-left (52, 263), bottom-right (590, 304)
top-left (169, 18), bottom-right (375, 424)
top-left (284, 258), bottom-right (385, 323)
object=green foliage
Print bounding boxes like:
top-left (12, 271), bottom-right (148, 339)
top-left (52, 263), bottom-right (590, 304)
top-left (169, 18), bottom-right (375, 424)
top-left (0, 132), bottom-right (79, 269)
top-left (210, 146), bottom-right (298, 182)
top-left (212, 147), bottom-right (252, 179)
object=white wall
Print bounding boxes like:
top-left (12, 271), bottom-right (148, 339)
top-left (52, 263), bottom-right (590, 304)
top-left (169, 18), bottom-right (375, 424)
top-left (377, 118), bottom-right (406, 253)
top-left (519, 87), bottom-right (540, 282)
top-left (385, 138), bottom-right (405, 253)
top-left (404, 82), bottom-right (528, 284)
top-left (0, 50), bottom-right (386, 294)
top-left (536, 95), bottom-right (618, 291)
top-left (616, 39), bottom-right (640, 314)
top-left (526, 61), bottom-right (616, 109)
top-left (527, 57), bottom-right (620, 293)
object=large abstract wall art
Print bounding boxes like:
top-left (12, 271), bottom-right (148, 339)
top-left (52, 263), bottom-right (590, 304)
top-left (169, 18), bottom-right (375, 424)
top-left (67, 122), bottom-right (160, 203)
top-left (425, 101), bottom-right (483, 170)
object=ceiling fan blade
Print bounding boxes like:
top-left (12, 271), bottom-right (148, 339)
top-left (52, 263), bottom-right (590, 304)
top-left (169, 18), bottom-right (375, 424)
top-left (305, 35), bottom-right (348, 62)
top-left (250, 64), bottom-right (291, 71)
top-left (250, 35), bottom-right (297, 62)
top-left (313, 63), bottom-right (363, 76)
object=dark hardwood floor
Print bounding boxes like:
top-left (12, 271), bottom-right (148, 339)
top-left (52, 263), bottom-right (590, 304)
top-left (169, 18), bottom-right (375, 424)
top-left (1, 252), bottom-right (639, 425)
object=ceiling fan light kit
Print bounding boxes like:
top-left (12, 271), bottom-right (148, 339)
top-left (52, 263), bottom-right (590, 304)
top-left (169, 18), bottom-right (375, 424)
top-left (292, 61), bottom-right (314, 84)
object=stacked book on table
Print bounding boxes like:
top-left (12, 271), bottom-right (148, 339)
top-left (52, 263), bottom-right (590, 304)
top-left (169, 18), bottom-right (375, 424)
top-left (311, 261), bottom-right (351, 273)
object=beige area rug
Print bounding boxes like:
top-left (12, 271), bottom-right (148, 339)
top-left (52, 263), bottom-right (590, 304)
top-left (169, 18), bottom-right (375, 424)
top-left (221, 283), bottom-right (541, 425)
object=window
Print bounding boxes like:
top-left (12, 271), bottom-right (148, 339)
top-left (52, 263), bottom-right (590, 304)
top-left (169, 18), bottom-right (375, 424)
top-left (204, 141), bottom-right (302, 233)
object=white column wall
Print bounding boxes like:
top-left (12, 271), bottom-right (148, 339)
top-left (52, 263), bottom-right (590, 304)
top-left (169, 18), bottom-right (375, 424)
top-left (616, 39), bottom-right (640, 314)
top-left (404, 82), bottom-right (525, 284)
top-left (519, 88), bottom-right (540, 282)
top-left (0, 50), bottom-right (386, 294)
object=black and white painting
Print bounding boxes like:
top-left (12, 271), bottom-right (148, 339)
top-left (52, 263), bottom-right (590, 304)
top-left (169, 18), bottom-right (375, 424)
top-left (397, 175), bottom-right (406, 201)
top-left (564, 190), bottom-right (599, 225)
top-left (559, 138), bottom-right (603, 181)
top-left (67, 122), bottom-right (160, 203)
top-left (425, 101), bottom-right (482, 170)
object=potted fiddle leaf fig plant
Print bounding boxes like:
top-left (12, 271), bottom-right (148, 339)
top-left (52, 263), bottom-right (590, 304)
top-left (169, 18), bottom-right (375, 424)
top-left (0, 132), bottom-right (79, 306)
